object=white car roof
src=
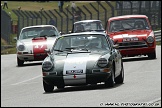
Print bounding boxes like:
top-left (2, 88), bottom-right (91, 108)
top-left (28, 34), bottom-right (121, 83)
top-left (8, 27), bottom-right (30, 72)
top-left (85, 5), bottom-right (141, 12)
top-left (22, 25), bottom-right (56, 30)
top-left (62, 31), bottom-right (106, 37)
top-left (74, 20), bottom-right (102, 24)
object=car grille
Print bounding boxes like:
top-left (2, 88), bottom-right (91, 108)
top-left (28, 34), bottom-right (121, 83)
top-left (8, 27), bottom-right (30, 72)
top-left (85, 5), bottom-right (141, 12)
top-left (118, 41), bottom-right (148, 49)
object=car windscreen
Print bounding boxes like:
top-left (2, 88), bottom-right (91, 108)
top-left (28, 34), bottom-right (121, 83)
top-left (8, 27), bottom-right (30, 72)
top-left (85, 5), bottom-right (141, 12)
top-left (53, 34), bottom-right (110, 52)
top-left (19, 26), bottom-right (59, 40)
top-left (109, 18), bottom-right (150, 32)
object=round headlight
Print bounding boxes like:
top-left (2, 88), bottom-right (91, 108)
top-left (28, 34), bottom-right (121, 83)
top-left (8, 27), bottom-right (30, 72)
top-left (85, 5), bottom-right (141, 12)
top-left (97, 58), bottom-right (108, 67)
top-left (18, 45), bottom-right (25, 51)
top-left (147, 36), bottom-right (154, 43)
top-left (42, 61), bottom-right (53, 71)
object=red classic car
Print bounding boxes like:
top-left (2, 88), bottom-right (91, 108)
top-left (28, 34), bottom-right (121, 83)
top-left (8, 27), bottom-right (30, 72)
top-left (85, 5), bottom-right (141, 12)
top-left (105, 15), bottom-right (156, 59)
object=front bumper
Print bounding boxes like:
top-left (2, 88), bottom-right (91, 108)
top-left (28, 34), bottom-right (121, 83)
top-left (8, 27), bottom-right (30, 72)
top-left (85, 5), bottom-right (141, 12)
top-left (119, 47), bottom-right (156, 57)
top-left (43, 72), bottom-right (111, 86)
top-left (17, 53), bottom-right (47, 61)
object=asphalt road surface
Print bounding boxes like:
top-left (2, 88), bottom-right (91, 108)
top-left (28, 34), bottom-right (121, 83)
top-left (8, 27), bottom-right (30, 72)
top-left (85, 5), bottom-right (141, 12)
top-left (1, 46), bottom-right (161, 107)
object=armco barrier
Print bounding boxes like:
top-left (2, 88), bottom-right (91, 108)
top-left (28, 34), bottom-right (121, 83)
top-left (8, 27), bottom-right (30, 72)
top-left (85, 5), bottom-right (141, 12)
top-left (154, 30), bottom-right (161, 42)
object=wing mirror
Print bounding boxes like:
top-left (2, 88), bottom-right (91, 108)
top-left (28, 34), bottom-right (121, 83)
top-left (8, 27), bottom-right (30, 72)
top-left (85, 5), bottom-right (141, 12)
top-left (113, 44), bottom-right (119, 49)
top-left (44, 48), bottom-right (51, 55)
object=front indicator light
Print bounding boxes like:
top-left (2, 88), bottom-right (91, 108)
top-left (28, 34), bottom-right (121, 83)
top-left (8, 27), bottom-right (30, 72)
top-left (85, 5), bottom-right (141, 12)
top-left (101, 68), bottom-right (110, 72)
top-left (92, 68), bottom-right (110, 73)
top-left (17, 52), bottom-right (22, 54)
top-left (42, 72), bottom-right (49, 76)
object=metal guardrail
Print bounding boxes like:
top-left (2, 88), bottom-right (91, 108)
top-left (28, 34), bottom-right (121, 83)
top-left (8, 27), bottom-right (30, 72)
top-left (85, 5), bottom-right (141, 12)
top-left (154, 30), bottom-right (161, 42)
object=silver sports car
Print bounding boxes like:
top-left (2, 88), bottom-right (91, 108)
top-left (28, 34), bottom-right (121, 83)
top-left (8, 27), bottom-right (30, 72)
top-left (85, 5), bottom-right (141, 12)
top-left (42, 32), bottom-right (124, 92)
top-left (16, 25), bottom-right (60, 66)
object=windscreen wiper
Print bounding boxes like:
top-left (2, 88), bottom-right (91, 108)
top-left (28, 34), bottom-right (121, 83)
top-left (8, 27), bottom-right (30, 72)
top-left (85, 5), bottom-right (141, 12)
top-left (49, 34), bottom-right (56, 37)
top-left (65, 47), bottom-right (90, 53)
top-left (33, 35), bottom-right (47, 39)
top-left (39, 35), bottom-right (47, 38)
top-left (53, 49), bottom-right (64, 52)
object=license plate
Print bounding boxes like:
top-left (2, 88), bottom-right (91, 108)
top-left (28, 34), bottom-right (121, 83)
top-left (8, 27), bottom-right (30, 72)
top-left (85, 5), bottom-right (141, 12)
top-left (123, 37), bottom-right (138, 42)
top-left (66, 69), bottom-right (83, 74)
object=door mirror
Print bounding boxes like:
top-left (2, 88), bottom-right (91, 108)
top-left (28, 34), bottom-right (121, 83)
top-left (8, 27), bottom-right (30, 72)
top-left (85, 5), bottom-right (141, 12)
top-left (44, 48), bottom-right (51, 55)
top-left (113, 44), bottom-right (119, 49)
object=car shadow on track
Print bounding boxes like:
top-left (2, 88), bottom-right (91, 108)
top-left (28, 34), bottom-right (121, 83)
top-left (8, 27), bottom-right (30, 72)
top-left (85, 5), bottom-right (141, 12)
top-left (16, 62), bottom-right (42, 67)
top-left (122, 56), bottom-right (156, 62)
top-left (43, 83), bottom-right (124, 94)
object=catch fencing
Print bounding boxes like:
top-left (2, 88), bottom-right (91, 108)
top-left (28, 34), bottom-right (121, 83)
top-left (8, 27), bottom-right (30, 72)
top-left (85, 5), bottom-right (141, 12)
top-left (1, 9), bottom-right (12, 44)
top-left (154, 30), bottom-right (161, 42)
top-left (1, 1), bottom-right (161, 43)
top-left (11, 1), bottom-right (161, 37)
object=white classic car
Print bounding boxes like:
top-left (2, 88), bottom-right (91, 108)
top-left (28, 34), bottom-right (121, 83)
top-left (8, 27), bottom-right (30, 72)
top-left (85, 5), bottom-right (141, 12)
top-left (16, 25), bottom-right (60, 66)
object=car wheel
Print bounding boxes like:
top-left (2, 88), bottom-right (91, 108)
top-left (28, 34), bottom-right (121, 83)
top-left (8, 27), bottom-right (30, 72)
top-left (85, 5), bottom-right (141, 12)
top-left (43, 81), bottom-right (54, 92)
top-left (115, 62), bottom-right (124, 84)
top-left (57, 85), bottom-right (65, 89)
top-left (17, 57), bottom-right (24, 66)
top-left (104, 67), bottom-right (115, 87)
top-left (148, 51), bottom-right (156, 59)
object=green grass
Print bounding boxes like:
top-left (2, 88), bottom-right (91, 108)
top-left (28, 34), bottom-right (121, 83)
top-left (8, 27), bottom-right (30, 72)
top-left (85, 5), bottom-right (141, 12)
top-left (1, 38), bottom-right (8, 45)
top-left (156, 41), bottom-right (161, 45)
top-left (1, 33), bottom-right (17, 55)
top-left (2, 1), bottom-right (111, 24)
top-left (1, 47), bottom-right (16, 55)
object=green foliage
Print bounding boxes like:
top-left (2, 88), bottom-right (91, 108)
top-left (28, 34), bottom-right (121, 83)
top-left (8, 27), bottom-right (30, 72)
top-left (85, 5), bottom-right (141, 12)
top-left (1, 38), bottom-right (8, 45)
top-left (1, 47), bottom-right (16, 55)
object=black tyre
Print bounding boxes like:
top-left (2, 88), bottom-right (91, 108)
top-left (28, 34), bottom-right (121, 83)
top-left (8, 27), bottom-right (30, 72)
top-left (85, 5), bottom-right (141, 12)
top-left (17, 57), bottom-right (24, 66)
top-left (148, 51), bottom-right (156, 59)
top-left (43, 81), bottom-right (54, 92)
top-left (115, 62), bottom-right (124, 84)
top-left (105, 67), bottom-right (115, 87)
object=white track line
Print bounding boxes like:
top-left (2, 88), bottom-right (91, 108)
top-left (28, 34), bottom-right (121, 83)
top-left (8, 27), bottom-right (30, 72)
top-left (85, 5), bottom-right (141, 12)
top-left (11, 75), bottom-right (42, 85)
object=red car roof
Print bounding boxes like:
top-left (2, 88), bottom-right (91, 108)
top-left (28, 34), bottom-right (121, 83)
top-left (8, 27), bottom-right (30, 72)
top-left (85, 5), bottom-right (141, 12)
top-left (108, 15), bottom-right (148, 21)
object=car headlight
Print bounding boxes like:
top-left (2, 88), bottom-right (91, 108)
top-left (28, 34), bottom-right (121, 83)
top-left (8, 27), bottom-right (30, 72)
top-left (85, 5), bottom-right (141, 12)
top-left (147, 36), bottom-right (154, 43)
top-left (18, 44), bottom-right (25, 51)
top-left (97, 58), bottom-right (108, 67)
top-left (42, 61), bottom-right (53, 71)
